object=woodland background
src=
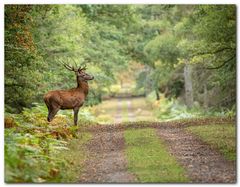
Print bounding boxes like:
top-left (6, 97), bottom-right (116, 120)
top-left (5, 5), bottom-right (236, 113)
top-left (4, 5), bottom-right (236, 183)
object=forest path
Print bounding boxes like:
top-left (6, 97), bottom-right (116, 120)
top-left (114, 98), bottom-right (135, 123)
top-left (156, 127), bottom-right (236, 183)
top-left (81, 98), bottom-right (136, 183)
top-left (114, 98), bottom-right (123, 123)
top-left (79, 122), bottom-right (236, 183)
top-left (79, 127), bottom-right (136, 183)
top-left (79, 97), bottom-right (235, 183)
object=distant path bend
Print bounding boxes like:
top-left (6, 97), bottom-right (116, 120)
top-left (127, 99), bottom-right (135, 122)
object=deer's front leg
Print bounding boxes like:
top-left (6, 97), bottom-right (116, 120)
top-left (73, 108), bottom-right (79, 126)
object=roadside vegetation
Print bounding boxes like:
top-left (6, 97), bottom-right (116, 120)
top-left (59, 132), bottom-right (92, 182)
top-left (146, 92), bottom-right (236, 122)
top-left (5, 104), bottom-right (94, 182)
top-left (186, 124), bottom-right (236, 161)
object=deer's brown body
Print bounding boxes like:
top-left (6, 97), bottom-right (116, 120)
top-left (44, 63), bottom-right (94, 125)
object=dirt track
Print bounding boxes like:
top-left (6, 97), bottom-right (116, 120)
top-left (79, 122), bottom-right (236, 183)
top-left (79, 98), bottom-right (236, 183)
top-left (79, 129), bottom-right (136, 183)
top-left (157, 127), bottom-right (236, 183)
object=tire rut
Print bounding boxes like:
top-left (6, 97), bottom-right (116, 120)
top-left (79, 129), bottom-right (136, 183)
top-left (156, 127), bottom-right (236, 183)
top-left (79, 118), bottom-right (235, 183)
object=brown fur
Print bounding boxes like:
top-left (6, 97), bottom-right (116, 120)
top-left (44, 69), bottom-right (93, 125)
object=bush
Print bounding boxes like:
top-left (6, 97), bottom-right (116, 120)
top-left (146, 92), bottom-right (234, 121)
top-left (109, 84), bottom-right (121, 97)
top-left (4, 103), bottom-right (95, 183)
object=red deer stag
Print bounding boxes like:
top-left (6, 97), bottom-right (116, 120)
top-left (44, 63), bottom-right (94, 125)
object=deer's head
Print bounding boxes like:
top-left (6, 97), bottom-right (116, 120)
top-left (62, 62), bottom-right (94, 82)
top-left (76, 66), bottom-right (94, 81)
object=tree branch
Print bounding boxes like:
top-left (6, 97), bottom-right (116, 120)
top-left (191, 47), bottom-right (234, 58)
top-left (205, 55), bottom-right (235, 70)
top-left (5, 83), bottom-right (24, 87)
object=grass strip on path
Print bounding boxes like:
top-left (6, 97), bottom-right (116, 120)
top-left (124, 128), bottom-right (189, 183)
top-left (186, 124), bottom-right (236, 161)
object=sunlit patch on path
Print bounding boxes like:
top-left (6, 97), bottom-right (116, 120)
top-left (115, 99), bottom-right (123, 124)
top-left (127, 99), bottom-right (135, 122)
top-left (94, 97), bottom-right (157, 124)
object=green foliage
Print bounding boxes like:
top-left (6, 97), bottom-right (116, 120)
top-left (5, 5), bottom-right (45, 112)
top-left (144, 33), bottom-right (179, 65)
top-left (5, 104), bottom-right (95, 183)
top-left (5, 130), bottom-right (68, 182)
top-left (186, 124), bottom-right (236, 160)
top-left (146, 92), bottom-right (199, 121)
top-left (124, 128), bottom-right (188, 182)
top-left (146, 92), bottom-right (234, 121)
top-left (5, 5), bottom-right (137, 113)
top-left (134, 5), bottom-right (236, 112)
top-left (5, 4), bottom-right (236, 114)
top-left (5, 4), bottom-right (236, 183)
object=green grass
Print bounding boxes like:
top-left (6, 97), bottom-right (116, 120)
top-left (124, 128), bottom-right (189, 183)
top-left (186, 124), bottom-right (236, 161)
top-left (59, 132), bottom-right (92, 182)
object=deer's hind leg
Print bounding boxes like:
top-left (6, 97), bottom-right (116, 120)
top-left (47, 106), bottom-right (60, 122)
top-left (73, 107), bottom-right (80, 126)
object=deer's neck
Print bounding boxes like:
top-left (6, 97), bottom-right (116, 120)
top-left (77, 81), bottom-right (89, 96)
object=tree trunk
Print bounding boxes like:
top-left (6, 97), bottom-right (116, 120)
top-left (184, 63), bottom-right (194, 108)
top-left (155, 89), bottom-right (160, 100)
top-left (203, 83), bottom-right (208, 109)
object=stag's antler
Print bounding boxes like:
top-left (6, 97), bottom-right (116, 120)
top-left (59, 59), bottom-right (78, 72)
top-left (78, 64), bottom-right (87, 71)
top-left (59, 58), bottom-right (87, 72)
top-left (70, 58), bottom-right (87, 71)
top-left (71, 58), bottom-right (78, 70)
